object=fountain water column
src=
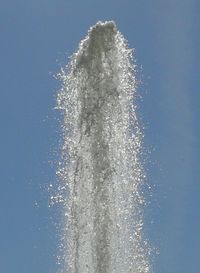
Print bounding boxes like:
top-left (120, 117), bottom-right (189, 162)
top-left (57, 21), bottom-right (151, 273)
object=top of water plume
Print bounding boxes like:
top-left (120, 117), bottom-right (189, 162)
top-left (56, 21), bottom-right (152, 273)
top-left (75, 21), bottom-right (117, 67)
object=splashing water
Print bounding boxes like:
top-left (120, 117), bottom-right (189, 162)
top-left (56, 21), bottom-right (151, 273)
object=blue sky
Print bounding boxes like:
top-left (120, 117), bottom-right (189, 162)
top-left (0, 0), bottom-right (199, 272)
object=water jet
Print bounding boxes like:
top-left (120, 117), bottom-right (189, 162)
top-left (56, 21), bottom-right (151, 273)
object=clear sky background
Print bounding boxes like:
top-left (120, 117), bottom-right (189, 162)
top-left (1, 0), bottom-right (199, 273)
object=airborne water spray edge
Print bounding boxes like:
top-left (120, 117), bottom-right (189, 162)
top-left (55, 21), bottom-right (152, 273)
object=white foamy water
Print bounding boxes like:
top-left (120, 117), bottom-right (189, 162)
top-left (56, 21), bottom-right (151, 273)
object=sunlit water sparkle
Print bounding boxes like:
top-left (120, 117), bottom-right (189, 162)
top-left (55, 21), bottom-right (151, 273)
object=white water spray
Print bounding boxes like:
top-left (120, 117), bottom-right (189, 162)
top-left (56, 21), bottom-right (151, 273)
